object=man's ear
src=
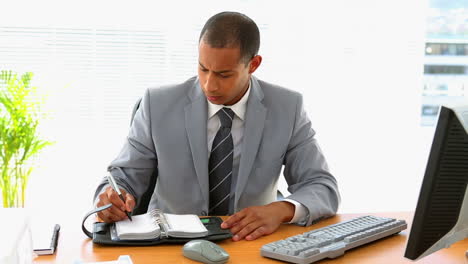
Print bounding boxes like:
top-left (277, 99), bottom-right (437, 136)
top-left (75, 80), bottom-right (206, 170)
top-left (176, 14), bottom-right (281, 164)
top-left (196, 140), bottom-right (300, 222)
top-left (248, 55), bottom-right (262, 74)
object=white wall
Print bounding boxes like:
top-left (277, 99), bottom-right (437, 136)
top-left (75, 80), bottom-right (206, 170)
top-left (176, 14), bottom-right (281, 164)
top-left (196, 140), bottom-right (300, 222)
top-left (0, 0), bottom-right (431, 220)
top-left (247, 0), bottom-right (431, 213)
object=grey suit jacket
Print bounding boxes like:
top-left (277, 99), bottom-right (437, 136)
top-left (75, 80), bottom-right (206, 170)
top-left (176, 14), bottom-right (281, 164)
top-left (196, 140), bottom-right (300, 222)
top-left (95, 76), bottom-right (340, 226)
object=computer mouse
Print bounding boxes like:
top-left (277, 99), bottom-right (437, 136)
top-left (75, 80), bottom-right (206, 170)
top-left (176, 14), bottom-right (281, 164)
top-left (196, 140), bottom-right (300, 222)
top-left (182, 239), bottom-right (229, 264)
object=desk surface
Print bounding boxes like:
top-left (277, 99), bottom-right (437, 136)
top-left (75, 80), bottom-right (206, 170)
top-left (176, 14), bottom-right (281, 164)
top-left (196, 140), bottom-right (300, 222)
top-left (35, 212), bottom-right (467, 264)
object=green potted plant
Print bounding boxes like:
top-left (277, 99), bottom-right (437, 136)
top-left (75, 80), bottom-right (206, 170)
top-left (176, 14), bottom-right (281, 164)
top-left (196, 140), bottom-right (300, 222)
top-left (0, 70), bottom-right (52, 207)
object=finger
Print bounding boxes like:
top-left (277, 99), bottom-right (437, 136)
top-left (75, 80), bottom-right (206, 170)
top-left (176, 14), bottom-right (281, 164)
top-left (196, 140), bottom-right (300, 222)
top-left (125, 193), bottom-right (135, 212)
top-left (107, 204), bottom-right (128, 219)
top-left (105, 188), bottom-right (130, 219)
top-left (222, 210), bottom-right (246, 228)
top-left (97, 188), bottom-right (112, 207)
top-left (245, 226), bottom-right (268, 241)
top-left (115, 188), bottom-right (133, 213)
top-left (107, 188), bottom-right (126, 211)
top-left (97, 188), bottom-right (126, 222)
top-left (99, 210), bottom-right (117, 223)
top-left (97, 211), bottom-right (110, 222)
top-left (98, 207), bottom-right (120, 223)
top-left (97, 199), bottom-right (127, 220)
top-left (96, 193), bottom-right (110, 223)
top-left (232, 221), bottom-right (262, 241)
top-left (229, 211), bottom-right (258, 234)
top-left (97, 196), bottom-right (117, 222)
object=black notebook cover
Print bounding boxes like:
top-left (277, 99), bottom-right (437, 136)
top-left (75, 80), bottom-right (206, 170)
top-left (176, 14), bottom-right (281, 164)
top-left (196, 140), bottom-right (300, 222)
top-left (82, 204), bottom-right (232, 246)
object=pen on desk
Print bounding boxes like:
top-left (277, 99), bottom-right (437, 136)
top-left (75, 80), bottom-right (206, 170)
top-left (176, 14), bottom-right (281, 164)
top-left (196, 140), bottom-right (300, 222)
top-left (107, 174), bottom-right (133, 221)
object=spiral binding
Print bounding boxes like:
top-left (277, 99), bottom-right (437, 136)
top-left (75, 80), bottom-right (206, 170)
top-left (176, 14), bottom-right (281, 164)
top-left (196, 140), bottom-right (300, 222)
top-left (148, 209), bottom-right (170, 238)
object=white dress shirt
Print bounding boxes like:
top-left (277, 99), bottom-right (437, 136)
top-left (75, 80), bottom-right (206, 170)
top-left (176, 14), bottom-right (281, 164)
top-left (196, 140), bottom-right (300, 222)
top-left (206, 79), bottom-right (308, 224)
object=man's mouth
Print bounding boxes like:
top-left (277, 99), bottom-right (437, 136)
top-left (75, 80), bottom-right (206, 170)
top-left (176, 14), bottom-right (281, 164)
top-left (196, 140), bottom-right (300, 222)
top-left (207, 95), bottom-right (222, 102)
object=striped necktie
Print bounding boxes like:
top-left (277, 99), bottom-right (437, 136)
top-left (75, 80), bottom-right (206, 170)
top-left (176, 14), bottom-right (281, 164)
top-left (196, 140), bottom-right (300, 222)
top-left (209, 108), bottom-right (235, 215)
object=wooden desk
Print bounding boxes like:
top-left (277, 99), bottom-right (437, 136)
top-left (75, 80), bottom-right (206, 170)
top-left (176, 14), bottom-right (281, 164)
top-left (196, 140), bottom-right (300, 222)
top-left (35, 212), bottom-right (468, 264)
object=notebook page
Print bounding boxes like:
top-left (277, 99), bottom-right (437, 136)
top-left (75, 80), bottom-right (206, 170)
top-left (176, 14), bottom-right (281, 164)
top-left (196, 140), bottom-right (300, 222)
top-left (164, 213), bottom-right (208, 238)
top-left (115, 213), bottom-right (160, 240)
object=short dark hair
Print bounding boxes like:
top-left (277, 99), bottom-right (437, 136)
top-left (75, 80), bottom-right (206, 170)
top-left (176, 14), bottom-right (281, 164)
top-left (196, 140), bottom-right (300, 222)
top-left (199, 12), bottom-right (260, 65)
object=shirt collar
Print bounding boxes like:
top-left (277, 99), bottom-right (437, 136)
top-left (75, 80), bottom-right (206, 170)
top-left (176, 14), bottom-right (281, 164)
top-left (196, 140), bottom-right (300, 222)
top-left (207, 79), bottom-right (251, 121)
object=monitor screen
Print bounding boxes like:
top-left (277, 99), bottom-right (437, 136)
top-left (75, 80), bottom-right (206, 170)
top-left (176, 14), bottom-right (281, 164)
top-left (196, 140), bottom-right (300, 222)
top-left (404, 105), bottom-right (468, 260)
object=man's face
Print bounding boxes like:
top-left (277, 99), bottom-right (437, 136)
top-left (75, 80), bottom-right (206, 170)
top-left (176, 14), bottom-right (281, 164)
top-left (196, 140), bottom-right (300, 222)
top-left (198, 41), bottom-right (252, 106)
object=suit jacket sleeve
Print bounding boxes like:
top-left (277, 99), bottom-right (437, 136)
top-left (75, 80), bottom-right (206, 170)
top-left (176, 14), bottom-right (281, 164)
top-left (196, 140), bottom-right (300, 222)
top-left (93, 88), bottom-right (157, 209)
top-left (283, 94), bottom-right (340, 226)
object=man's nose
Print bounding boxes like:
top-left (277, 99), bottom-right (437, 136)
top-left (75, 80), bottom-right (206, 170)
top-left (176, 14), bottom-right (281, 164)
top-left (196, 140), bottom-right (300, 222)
top-left (204, 73), bottom-right (218, 92)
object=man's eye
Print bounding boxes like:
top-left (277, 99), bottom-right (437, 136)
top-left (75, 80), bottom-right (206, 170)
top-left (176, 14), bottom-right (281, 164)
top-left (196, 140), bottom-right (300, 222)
top-left (220, 75), bottom-right (231, 79)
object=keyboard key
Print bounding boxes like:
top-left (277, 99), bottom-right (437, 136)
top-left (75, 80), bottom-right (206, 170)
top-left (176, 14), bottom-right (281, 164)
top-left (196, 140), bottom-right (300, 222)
top-left (300, 248), bottom-right (319, 257)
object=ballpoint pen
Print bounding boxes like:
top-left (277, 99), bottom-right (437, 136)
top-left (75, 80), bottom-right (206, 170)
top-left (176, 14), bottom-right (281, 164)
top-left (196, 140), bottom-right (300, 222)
top-left (107, 174), bottom-right (133, 221)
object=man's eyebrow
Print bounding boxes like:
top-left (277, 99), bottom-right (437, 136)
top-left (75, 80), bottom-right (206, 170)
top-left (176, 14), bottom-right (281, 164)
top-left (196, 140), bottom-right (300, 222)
top-left (198, 62), bottom-right (233, 74)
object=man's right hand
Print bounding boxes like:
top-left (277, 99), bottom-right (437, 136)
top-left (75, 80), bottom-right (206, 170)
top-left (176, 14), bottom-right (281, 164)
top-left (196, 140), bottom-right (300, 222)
top-left (96, 186), bottom-right (135, 223)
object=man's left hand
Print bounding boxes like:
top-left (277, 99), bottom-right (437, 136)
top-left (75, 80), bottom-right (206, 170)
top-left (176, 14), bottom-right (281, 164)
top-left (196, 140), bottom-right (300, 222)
top-left (221, 201), bottom-right (295, 241)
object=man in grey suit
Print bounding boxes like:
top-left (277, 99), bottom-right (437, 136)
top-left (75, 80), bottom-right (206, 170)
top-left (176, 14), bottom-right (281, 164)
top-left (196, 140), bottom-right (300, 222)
top-left (94, 11), bottom-right (340, 241)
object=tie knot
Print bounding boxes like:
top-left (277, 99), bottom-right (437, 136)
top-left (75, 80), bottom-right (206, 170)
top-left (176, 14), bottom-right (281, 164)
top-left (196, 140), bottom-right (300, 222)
top-left (217, 108), bottom-right (235, 128)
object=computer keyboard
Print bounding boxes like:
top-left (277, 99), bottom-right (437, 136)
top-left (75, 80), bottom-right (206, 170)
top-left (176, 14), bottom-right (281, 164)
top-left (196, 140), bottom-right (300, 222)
top-left (261, 215), bottom-right (407, 264)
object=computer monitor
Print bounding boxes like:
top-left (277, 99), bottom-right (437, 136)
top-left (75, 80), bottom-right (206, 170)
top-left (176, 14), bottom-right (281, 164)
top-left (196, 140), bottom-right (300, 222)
top-left (404, 105), bottom-right (468, 260)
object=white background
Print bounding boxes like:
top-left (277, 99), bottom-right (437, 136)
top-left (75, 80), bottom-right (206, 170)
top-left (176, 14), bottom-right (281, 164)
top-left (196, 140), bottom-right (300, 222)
top-left (0, 0), bottom-right (433, 221)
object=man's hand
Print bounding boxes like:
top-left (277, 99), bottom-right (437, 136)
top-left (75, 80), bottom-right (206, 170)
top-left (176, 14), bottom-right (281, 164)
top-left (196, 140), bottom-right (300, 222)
top-left (96, 186), bottom-right (135, 223)
top-left (221, 201), bottom-right (295, 241)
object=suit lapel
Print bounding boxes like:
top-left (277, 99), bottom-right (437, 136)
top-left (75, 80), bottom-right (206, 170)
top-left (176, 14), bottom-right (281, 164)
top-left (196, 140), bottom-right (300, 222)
top-left (185, 81), bottom-right (209, 207)
top-left (234, 77), bottom-right (267, 209)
